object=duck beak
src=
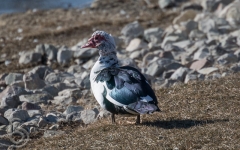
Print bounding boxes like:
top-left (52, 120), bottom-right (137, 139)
top-left (81, 37), bottom-right (96, 48)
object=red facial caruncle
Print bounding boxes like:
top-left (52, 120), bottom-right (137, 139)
top-left (81, 34), bottom-right (106, 48)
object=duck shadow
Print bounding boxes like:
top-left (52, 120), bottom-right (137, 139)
top-left (141, 119), bottom-right (229, 129)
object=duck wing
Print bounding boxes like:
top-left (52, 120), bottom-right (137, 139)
top-left (94, 66), bottom-right (160, 114)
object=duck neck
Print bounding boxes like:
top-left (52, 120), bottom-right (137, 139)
top-left (98, 50), bottom-right (119, 68)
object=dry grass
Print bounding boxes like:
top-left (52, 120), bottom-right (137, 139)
top-left (22, 74), bottom-right (240, 150)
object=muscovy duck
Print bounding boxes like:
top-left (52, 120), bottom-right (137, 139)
top-left (82, 31), bottom-right (160, 124)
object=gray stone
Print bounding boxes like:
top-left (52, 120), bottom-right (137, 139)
top-left (66, 112), bottom-right (81, 122)
top-left (43, 130), bottom-right (65, 137)
top-left (170, 67), bottom-right (189, 82)
top-left (73, 48), bottom-right (98, 59)
top-left (67, 65), bottom-right (86, 74)
top-left (217, 53), bottom-right (238, 65)
top-left (19, 93), bottom-right (53, 104)
top-left (28, 65), bottom-right (53, 80)
top-left (172, 40), bottom-right (192, 49)
top-left (52, 96), bottom-right (77, 106)
top-left (162, 34), bottom-right (186, 48)
top-left (0, 85), bottom-right (27, 108)
top-left (158, 0), bottom-right (175, 9)
top-left (23, 72), bottom-right (46, 90)
top-left (58, 89), bottom-right (82, 100)
top-left (37, 117), bottom-right (48, 127)
top-left (57, 48), bottom-right (73, 64)
top-left (45, 72), bottom-right (74, 84)
top-left (206, 72), bottom-right (222, 80)
top-left (49, 124), bottom-right (59, 130)
top-left (0, 116), bottom-right (9, 125)
top-left (4, 108), bottom-right (30, 122)
top-left (189, 29), bottom-right (206, 40)
top-left (198, 17), bottom-right (216, 33)
top-left (121, 21), bottom-right (144, 42)
top-left (82, 59), bottom-right (95, 70)
top-left (63, 105), bottom-right (84, 115)
top-left (162, 70), bottom-right (175, 79)
top-left (53, 82), bottom-right (78, 91)
top-left (43, 44), bottom-right (58, 61)
top-left (146, 61), bottom-right (164, 76)
top-left (190, 58), bottom-right (211, 70)
top-left (193, 47), bottom-right (210, 60)
top-left (22, 102), bottom-right (41, 110)
top-left (184, 74), bottom-right (198, 83)
top-left (130, 51), bottom-right (142, 59)
top-left (45, 112), bottom-right (65, 123)
top-left (182, 2), bottom-right (203, 11)
top-left (75, 76), bottom-right (90, 89)
top-left (144, 27), bottom-right (163, 44)
top-left (230, 63), bottom-right (240, 73)
top-left (119, 58), bottom-right (138, 68)
top-left (42, 85), bottom-right (59, 97)
top-left (159, 51), bottom-right (174, 59)
top-left (219, 1), bottom-right (240, 26)
top-left (81, 109), bottom-right (98, 124)
top-left (159, 79), bottom-right (178, 88)
top-left (27, 110), bottom-right (42, 118)
top-left (197, 67), bottom-right (219, 75)
top-left (126, 38), bottom-right (148, 52)
top-left (173, 10), bottom-right (198, 24)
top-left (5, 73), bottom-right (23, 85)
top-left (19, 51), bottom-right (42, 65)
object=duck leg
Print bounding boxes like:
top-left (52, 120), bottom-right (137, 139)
top-left (135, 115), bottom-right (140, 124)
top-left (111, 113), bottom-right (116, 124)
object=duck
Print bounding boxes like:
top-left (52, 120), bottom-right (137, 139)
top-left (81, 30), bottom-right (160, 124)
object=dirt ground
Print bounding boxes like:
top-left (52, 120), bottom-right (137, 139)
top-left (0, 0), bottom-right (178, 73)
top-left (22, 73), bottom-right (240, 149)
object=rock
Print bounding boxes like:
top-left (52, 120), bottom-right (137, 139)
top-left (5, 73), bottom-right (23, 85)
top-left (121, 21), bottom-right (144, 43)
top-left (162, 70), bottom-right (175, 79)
top-left (63, 105), bottom-right (84, 115)
top-left (57, 48), bottom-right (73, 64)
top-left (162, 34), bottom-right (186, 48)
top-left (159, 51), bottom-right (174, 59)
top-left (42, 85), bottom-right (59, 97)
top-left (4, 108), bottom-right (30, 122)
top-left (182, 2), bottom-right (203, 11)
top-left (130, 51), bottom-right (142, 59)
top-left (234, 49), bottom-right (240, 61)
top-left (0, 85), bottom-right (27, 108)
top-left (81, 109), bottom-right (98, 124)
top-left (37, 117), bottom-right (48, 127)
top-left (66, 112), bottom-right (81, 122)
top-left (23, 72), bottom-right (46, 90)
top-left (42, 44), bottom-right (58, 61)
top-left (201, 0), bottom-right (221, 12)
top-left (189, 29), bottom-right (206, 40)
top-left (45, 72), bottom-right (75, 84)
top-left (170, 67), bottom-right (189, 82)
top-left (144, 27), bottom-right (163, 44)
top-left (119, 58), bottom-right (138, 68)
top-left (217, 53), bottom-right (238, 65)
top-left (49, 124), bottom-right (59, 130)
top-left (0, 116), bottom-right (9, 125)
top-left (190, 58), bottom-right (211, 70)
top-left (193, 47), bottom-right (210, 60)
top-left (98, 109), bottom-right (111, 118)
top-left (28, 65), bottom-right (53, 80)
top-left (52, 96), bottom-right (77, 106)
top-left (158, 0), bottom-right (175, 9)
top-left (206, 72), bottom-right (222, 80)
top-left (21, 102), bottom-right (41, 110)
top-left (219, 1), bottom-right (240, 26)
top-left (19, 51), bottom-right (42, 65)
top-left (184, 74), bottom-right (198, 83)
top-left (82, 59), bottom-right (96, 70)
top-left (73, 48), bottom-right (98, 59)
top-left (75, 75), bottom-right (90, 89)
top-left (173, 10), bottom-right (198, 24)
top-left (230, 63), bottom-right (240, 73)
top-left (27, 110), bottom-right (42, 118)
top-left (126, 38), bottom-right (148, 52)
top-left (53, 83), bottom-right (78, 91)
top-left (198, 17), bottom-right (216, 33)
top-left (172, 40), bottom-right (192, 49)
top-left (19, 93), bottom-right (53, 104)
top-left (58, 89), bottom-right (82, 100)
top-left (197, 67), bottom-right (219, 75)
top-left (158, 79), bottom-right (178, 88)
top-left (146, 61), bottom-right (164, 76)
top-left (43, 130), bottom-right (65, 137)
top-left (45, 112), bottom-right (65, 123)
top-left (67, 65), bottom-right (86, 74)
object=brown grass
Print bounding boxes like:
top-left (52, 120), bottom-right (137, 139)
top-left (21, 73), bottom-right (240, 150)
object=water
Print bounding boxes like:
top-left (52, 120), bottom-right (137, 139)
top-left (0, 0), bottom-right (93, 15)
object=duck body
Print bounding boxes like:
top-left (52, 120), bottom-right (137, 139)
top-left (82, 31), bottom-right (160, 123)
